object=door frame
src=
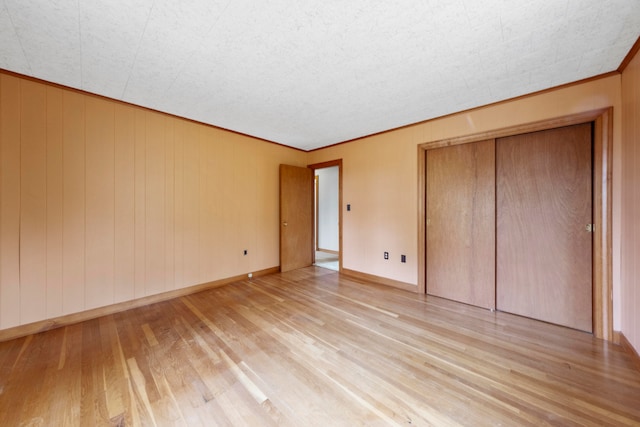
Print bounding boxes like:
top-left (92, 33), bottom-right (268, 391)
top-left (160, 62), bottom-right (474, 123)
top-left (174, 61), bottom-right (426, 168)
top-left (417, 108), bottom-right (613, 341)
top-left (308, 159), bottom-right (343, 272)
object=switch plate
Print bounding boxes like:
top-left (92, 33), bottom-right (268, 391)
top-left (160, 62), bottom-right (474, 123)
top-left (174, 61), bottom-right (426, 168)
top-left (347, 204), bottom-right (351, 211)
top-left (401, 255), bottom-right (406, 263)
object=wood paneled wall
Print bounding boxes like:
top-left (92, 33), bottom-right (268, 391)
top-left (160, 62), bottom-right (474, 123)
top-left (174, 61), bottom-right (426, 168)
top-left (621, 49), bottom-right (640, 354)
top-left (0, 72), bottom-right (305, 331)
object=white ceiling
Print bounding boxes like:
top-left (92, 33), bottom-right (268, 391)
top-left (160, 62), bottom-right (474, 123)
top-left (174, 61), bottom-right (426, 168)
top-left (1, 1), bottom-right (639, 150)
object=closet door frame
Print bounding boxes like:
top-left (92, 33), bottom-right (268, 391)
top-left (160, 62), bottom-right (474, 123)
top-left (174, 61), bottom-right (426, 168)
top-left (417, 108), bottom-right (613, 341)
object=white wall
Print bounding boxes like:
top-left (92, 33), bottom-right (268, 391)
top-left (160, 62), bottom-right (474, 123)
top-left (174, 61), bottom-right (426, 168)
top-left (316, 166), bottom-right (339, 252)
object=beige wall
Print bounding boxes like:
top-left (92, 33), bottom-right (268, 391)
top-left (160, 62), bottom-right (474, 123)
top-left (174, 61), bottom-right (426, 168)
top-left (0, 68), bottom-right (633, 352)
top-left (0, 72), bottom-right (306, 330)
top-left (308, 75), bottom-right (624, 330)
top-left (621, 50), bottom-right (640, 353)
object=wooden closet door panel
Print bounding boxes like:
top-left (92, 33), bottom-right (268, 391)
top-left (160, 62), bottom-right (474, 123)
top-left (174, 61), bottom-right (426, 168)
top-left (426, 140), bottom-right (495, 309)
top-left (496, 124), bottom-right (593, 332)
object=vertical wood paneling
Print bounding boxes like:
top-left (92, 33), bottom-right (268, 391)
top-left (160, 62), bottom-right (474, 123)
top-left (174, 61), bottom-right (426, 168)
top-left (215, 132), bottom-right (231, 277)
top-left (46, 86), bottom-right (64, 318)
top-left (0, 77), bottom-right (2, 326)
top-left (225, 135), bottom-right (241, 276)
top-left (426, 140), bottom-right (496, 310)
top-left (254, 144), bottom-right (279, 270)
top-left (199, 128), bottom-right (212, 281)
top-left (164, 117), bottom-right (175, 290)
top-left (621, 50), bottom-right (640, 352)
top-left (0, 71), bottom-right (301, 333)
top-left (62, 91), bottom-right (86, 315)
top-left (134, 110), bottom-right (146, 298)
top-left (632, 128), bottom-right (638, 347)
top-left (622, 131), bottom-right (634, 340)
top-left (636, 109), bottom-right (640, 351)
top-left (636, 105), bottom-right (640, 351)
top-left (173, 121), bottom-right (185, 290)
top-left (632, 53), bottom-right (639, 352)
top-left (0, 75), bottom-right (22, 329)
top-left (145, 112), bottom-right (165, 295)
top-left (182, 122), bottom-right (199, 286)
top-left (85, 98), bottom-right (115, 309)
top-left (20, 80), bottom-right (47, 323)
top-left (221, 137), bottom-right (239, 277)
top-left (200, 128), bottom-right (217, 280)
top-left (0, 77), bottom-right (1, 322)
top-left (114, 104), bottom-right (135, 303)
top-left (234, 139), bottom-right (258, 274)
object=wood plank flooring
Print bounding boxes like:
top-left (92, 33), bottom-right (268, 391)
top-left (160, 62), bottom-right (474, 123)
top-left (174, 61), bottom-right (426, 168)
top-left (1, 267), bottom-right (639, 426)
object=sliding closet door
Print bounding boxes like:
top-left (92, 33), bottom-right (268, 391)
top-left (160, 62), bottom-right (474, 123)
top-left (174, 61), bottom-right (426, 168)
top-left (426, 140), bottom-right (495, 309)
top-left (496, 124), bottom-right (593, 332)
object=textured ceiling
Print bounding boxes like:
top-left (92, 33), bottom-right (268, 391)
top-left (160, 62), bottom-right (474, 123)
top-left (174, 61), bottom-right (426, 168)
top-left (1, 1), bottom-right (639, 150)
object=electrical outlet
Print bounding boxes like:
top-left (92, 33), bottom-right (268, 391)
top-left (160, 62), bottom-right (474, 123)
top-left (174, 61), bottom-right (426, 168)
top-left (243, 249), bottom-right (248, 255)
top-left (401, 254), bottom-right (406, 263)
top-left (384, 251), bottom-right (389, 260)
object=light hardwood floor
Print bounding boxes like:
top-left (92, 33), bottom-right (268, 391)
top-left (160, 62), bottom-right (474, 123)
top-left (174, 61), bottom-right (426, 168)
top-left (314, 251), bottom-right (339, 271)
top-left (1, 267), bottom-right (639, 426)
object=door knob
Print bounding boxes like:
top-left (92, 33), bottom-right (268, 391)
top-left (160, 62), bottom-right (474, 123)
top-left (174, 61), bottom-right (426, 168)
top-left (283, 222), bottom-right (288, 227)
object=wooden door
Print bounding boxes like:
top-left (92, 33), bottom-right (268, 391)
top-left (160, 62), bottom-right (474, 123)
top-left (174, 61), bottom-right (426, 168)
top-left (496, 124), bottom-right (593, 332)
top-left (426, 140), bottom-right (496, 309)
top-left (280, 164), bottom-right (314, 272)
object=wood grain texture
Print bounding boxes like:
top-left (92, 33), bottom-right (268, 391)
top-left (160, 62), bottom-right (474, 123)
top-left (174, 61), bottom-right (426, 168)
top-left (0, 70), bottom-right (306, 336)
top-left (1, 267), bottom-right (639, 426)
top-left (280, 164), bottom-right (314, 272)
top-left (46, 86), bottom-right (64, 319)
top-left (20, 80), bottom-right (48, 324)
top-left (620, 49), bottom-right (640, 354)
top-left (114, 103), bottom-right (136, 303)
top-left (134, 108), bottom-right (147, 298)
top-left (62, 90), bottom-right (86, 315)
top-left (592, 109), bottom-right (613, 341)
top-left (145, 111), bottom-right (167, 296)
top-left (0, 74), bottom-right (22, 329)
top-left (426, 140), bottom-right (496, 309)
top-left (497, 123), bottom-right (593, 332)
top-left (85, 97), bottom-right (115, 309)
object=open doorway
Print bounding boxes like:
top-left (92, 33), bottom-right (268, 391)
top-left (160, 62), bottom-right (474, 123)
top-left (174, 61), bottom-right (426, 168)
top-left (309, 160), bottom-right (342, 272)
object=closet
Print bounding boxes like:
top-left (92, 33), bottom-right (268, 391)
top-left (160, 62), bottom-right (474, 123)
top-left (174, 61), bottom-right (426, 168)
top-left (425, 123), bottom-right (593, 332)
top-left (426, 140), bottom-right (495, 310)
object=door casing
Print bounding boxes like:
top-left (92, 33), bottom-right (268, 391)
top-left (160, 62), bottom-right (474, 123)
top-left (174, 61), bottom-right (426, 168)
top-left (308, 159), bottom-right (343, 272)
top-left (417, 108), bottom-right (613, 341)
